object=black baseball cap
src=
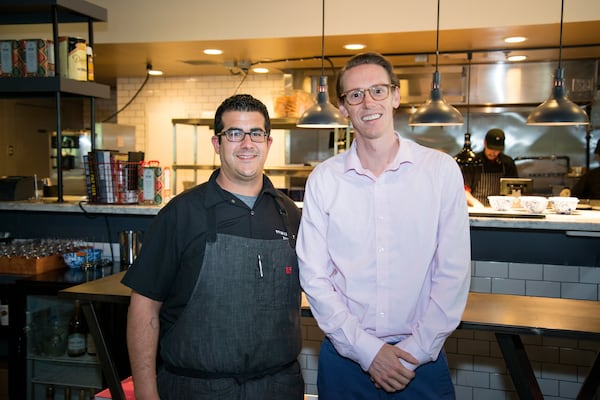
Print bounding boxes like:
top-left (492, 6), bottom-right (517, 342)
top-left (485, 129), bottom-right (505, 151)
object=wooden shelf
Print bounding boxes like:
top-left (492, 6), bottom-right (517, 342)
top-left (0, 77), bottom-right (110, 98)
top-left (0, 0), bottom-right (107, 24)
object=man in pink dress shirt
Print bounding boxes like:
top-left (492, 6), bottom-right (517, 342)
top-left (297, 52), bottom-right (471, 399)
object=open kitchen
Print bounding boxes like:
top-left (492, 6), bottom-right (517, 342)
top-left (1, 0), bottom-right (600, 399)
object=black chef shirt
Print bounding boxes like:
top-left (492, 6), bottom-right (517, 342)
top-left (121, 169), bottom-right (301, 334)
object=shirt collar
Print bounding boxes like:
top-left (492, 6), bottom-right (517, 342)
top-left (204, 169), bottom-right (279, 208)
top-left (343, 131), bottom-right (414, 174)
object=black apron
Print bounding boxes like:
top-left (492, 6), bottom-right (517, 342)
top-left (158, 204), bottom-right (303, 399)
top-left (473, 170), bottom-right (504, 205)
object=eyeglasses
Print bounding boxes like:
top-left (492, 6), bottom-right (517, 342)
top-left (340, 84), bottom-right (397, 105)
top-left (218, 128), bottom-right (269, 143)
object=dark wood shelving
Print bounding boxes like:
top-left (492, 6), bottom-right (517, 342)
top-left (0, 0), bottom-right (109, 202)
top-left (0, 0), bottom-right (107, 24)
top-left (0, 77), bottom-right (110, 98)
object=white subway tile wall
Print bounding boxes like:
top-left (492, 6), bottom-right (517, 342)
top-left (102, 75), bottom-right (600, 399)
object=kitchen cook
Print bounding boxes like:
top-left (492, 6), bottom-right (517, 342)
top-left (122, 94), bottom-right (304, 400)
top-left (463, 128), bottom-right (519, 207)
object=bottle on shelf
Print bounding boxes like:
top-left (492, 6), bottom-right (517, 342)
top-left (67, 300), bottom-right (87, 357)
top-left (45, 315), bottom-right (66, 357)
top-left (86, 330), bottom-right (96, 356)
top-left (64, 386), bottom-right (71, 400)
top-left (46, 384), bottom-right (55, 400)
top-left (0, 294), bottom-right (8, 326)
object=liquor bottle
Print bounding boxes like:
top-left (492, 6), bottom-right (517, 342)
top-left (46, 384), bottom-right (55, 400)
top-left (64, 386), bottom-right (71, 400)
top-left (0, 294), bottom-right (8, 326)
top-left (86, 331), bottom-right (96, 356)
top-left (67, 300), bottom-right (86, 357)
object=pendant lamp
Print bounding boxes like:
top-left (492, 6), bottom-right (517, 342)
top-left (409, 0), bottom-right (463, 126)
top-left (296, 0), bottom-right (348, 128)
top-left (526, 0), bottom-right (589, 126)
top-left (454, 53), bottom-right (481, 167)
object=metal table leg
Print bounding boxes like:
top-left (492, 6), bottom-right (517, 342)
top-left (81, 301), bottom-right (125, 400)
top-left (577, 352), bottom-right (600, 400)
top-left (495, 333), bottom-right (544, 400)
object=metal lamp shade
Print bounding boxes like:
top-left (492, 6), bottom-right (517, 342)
top-left (526, 68), bottom-right (589, 126)
top-left (296, 76), bottom-right (348, 128)
top-left (409, 72), bottom-right (464, 126)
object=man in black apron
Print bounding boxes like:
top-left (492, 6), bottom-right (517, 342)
top-left (463, 128), bottom-right (518, 206)
top-left (122, 94), bottom-right (304, 400)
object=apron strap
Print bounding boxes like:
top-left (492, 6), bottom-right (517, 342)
top-left (163, 360), bottom-right (296, 384)
top-left (273, 195), bottom-right (296, 248)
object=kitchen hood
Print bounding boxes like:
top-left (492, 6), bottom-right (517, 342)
top-left (394, 59), bottom-right (598, 108)
top-left (285, 59), bottom-right (597, 115)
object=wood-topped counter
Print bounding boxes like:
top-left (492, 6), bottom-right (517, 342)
top-left (60, 273), bottom-right (600, 400)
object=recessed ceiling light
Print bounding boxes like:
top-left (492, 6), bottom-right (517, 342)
top-left (504, 36), bottom-right (527, 44)
top-left (507, 55), bottom-right (527, 62)
top-left (344, 43), bottom-right (366, 50)
top-left (252, 67), bottom-right (269, 74)
top-left (203, 49), bottom-right (223, 55)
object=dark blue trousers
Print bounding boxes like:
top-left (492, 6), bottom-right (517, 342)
top-left (317, 338), bottom-right (455, 400)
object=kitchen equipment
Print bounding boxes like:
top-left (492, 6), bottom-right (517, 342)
top-left (0, 176), bottom-right (35, 201)
top-left (119, 230), bottom-right (142, 269)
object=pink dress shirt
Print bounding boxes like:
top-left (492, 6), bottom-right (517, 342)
top-left (297, 133), bottom-right (471, 372)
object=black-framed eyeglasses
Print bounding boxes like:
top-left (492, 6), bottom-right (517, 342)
top-left (218, 128), bottom-right (269, 143)
top-left (340, 84), bottom-right (397, 105)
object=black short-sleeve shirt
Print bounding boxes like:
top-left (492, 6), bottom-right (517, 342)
top-left (121, 169), bottom-right (301, 332)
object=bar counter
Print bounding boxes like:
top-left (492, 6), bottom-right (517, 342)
top-left (59, 271), bottom-right (600, 400)
top-left (2, 197), bottom-right (600, 228)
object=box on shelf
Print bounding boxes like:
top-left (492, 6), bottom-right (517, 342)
top-left (138, 161), bottom-right (163, 205)
top-left (19, 39), bottom-right (55, 77)
top-left (58, 36), bottom-right (87, 80)
top-left (0, 254), bottom-right (65, 275)
top-left (0, 40), bottom-right (21, 77)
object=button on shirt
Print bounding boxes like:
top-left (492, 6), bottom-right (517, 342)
top-left (297, 133), bottom-right (471, 372)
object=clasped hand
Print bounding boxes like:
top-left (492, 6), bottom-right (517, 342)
top-left (367, 343), bottom-right (418, 392)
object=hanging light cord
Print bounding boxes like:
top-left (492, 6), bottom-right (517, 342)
top-left (101, 73), bottom-right (150, 123)
top-left (435, 0), bottom-right (440, 73)
top-left (466, 51), bottom-right (472, 133)
top-left (558, 0), bottom-right (564, 69)
top-left (320, 0), bottom-right (326, 77)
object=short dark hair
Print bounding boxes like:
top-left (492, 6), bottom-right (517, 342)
top-left (336, 52), bottom-right (399, 100)
top-left (213, 94), bottom-right (271, 138)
